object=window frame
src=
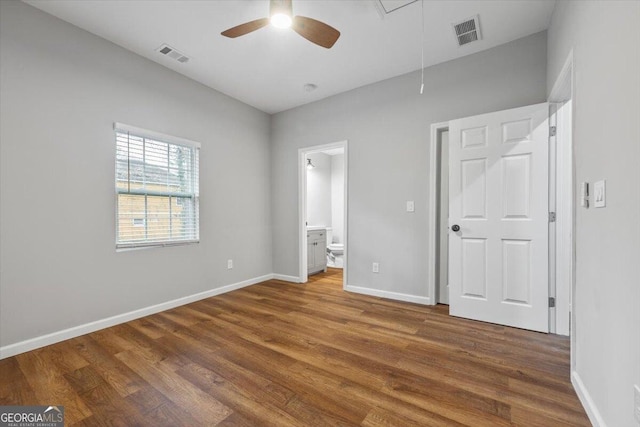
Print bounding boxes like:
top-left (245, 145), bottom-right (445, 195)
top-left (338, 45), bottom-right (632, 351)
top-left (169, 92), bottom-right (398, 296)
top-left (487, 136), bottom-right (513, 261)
top-left (114, 122), bottom-right (200, 250)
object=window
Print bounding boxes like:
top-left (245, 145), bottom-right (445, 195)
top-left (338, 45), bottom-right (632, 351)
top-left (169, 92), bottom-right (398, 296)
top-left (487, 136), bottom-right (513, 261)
top-left (115, 123), bottom-right (200, 249)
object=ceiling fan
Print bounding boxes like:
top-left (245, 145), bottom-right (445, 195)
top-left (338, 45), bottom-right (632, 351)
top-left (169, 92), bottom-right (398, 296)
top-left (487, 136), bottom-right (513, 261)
top-left (221, 0), bottom-right (340, 49)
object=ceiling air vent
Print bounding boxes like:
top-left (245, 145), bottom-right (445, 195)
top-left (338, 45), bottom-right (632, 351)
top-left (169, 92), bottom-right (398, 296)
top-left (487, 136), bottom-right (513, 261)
top-left (452, 15), bottom-right (482, 46)
top-left (156, 44), bottom-right (190, 63)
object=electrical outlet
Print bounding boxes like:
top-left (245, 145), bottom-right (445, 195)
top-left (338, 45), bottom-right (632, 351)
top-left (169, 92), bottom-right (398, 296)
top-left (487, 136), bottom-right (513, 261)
top-left (634, 384), bottom-right (640, 423)
top-left (227, 259), bottom-right (233, 269)
top-left (372, 262), bottom-right (379, 273)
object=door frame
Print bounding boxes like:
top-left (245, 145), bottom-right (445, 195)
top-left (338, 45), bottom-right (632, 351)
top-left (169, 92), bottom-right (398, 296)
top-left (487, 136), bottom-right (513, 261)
top-left (548, 51), bottom-right (575, 344)
top-left (298, 140), bottom-right (348, 287)
top-left (427, 98), bottom-right (573, 335)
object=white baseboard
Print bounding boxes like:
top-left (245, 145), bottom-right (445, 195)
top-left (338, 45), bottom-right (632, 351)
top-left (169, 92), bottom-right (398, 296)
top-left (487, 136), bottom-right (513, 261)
top-left (0, 273), bottom-right (273, 360)
top-left (572, 370), bottom-right (607, 427)
top-left (345, 285), bottom-right (432, 305)
top-left (272, 274), bottom-right (302, 283)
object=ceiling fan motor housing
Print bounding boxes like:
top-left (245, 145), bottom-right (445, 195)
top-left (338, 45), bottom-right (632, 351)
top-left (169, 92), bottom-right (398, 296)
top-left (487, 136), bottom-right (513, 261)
top-left (271, 0), bottom-right (293, 19)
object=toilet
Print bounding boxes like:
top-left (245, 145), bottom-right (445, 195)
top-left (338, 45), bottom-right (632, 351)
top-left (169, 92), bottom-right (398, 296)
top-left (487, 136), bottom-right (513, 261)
top-left (328, 242), bottom-right (344, 255)
top-left (326, 228), bottom-right (344, 256)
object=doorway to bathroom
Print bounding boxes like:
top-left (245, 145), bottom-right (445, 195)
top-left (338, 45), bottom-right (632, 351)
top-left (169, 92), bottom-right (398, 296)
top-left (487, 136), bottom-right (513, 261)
top-left (298, 141), bottom-right (348, 288)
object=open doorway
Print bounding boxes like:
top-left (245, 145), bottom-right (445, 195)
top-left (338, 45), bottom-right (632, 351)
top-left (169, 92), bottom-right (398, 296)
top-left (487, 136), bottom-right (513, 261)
top-left (428, 122), bottom-right (449, 305)
top-left (298, 141), bottom-right (348, 287)
top-left (436, 128), bottom-right (449, 305)
top-left (428, 126), bottom-right (451, 305)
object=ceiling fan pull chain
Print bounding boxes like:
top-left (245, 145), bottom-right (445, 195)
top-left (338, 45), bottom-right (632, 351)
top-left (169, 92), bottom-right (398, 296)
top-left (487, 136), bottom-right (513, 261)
top-left (420, 0), bottom-right (425, 95)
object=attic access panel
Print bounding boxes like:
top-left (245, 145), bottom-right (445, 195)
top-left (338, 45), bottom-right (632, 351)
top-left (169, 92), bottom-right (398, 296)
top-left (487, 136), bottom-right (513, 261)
top-left (377, 0), bottom-right (419, 14)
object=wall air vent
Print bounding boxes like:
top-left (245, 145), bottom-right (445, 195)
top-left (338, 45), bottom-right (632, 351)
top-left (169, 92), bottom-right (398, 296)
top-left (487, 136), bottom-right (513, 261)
top-left (156, 44), bottom-right (190, 63)
top-left (452, 15), bottom-right (482, 46)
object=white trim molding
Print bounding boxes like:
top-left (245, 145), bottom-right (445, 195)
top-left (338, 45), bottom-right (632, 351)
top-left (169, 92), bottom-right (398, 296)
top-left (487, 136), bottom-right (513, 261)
top-left (548, 50), bottom-right (575, 344)
top-left (272, 274), bottom-right (302, 283)
top-left (345, 285), bottom-right (432, 305)
top-left (0, 274), bottom-right (273, 359)
top-left (572, 371), bottom-right (607, 427)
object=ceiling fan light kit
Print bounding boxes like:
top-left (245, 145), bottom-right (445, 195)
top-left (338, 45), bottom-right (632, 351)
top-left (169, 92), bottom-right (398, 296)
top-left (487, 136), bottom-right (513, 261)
top-left (221, 0), bottom-right (340, 49)
top-left (270, 0), bottom-right (293, 28)
top-left (271, 13), bottom-right (292, 28)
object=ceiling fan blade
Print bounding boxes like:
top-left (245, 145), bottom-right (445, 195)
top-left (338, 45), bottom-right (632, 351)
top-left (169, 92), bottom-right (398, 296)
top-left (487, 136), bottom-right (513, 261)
top-left (221, 18), bottom-right (270, 38)
top-left (292, 16), bottom-right (340, 49)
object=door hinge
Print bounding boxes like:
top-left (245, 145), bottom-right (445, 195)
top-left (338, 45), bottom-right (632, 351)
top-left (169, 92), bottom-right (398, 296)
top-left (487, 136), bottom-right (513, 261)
top-left (549, 212), bottom-right (556, 222)
top-left (549, 297), bottom-right (556, 308)
top-left (550, 126), bottom-right (557, 136)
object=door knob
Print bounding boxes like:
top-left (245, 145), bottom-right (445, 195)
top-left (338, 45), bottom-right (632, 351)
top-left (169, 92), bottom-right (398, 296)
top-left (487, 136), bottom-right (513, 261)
top-left (451, 224), bottom-right (460, 232)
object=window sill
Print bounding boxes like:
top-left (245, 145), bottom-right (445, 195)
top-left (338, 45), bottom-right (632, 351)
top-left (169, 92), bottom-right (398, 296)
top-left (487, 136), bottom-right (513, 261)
top-left (116, 240), bottom-right (199, 252)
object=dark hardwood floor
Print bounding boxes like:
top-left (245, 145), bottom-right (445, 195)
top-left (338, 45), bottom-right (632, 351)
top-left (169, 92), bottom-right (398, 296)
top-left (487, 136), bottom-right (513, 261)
top-left (0, 268), bottom-right (590, 426)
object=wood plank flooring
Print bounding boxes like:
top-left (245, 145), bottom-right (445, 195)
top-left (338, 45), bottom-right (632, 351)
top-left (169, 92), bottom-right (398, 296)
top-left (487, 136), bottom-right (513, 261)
top-left (0, 268), bottom-right (590, 426)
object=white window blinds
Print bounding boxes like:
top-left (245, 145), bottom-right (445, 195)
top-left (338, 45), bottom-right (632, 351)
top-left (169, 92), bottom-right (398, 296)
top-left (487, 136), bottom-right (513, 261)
top-left (114, 123), bottom-right (200, 249)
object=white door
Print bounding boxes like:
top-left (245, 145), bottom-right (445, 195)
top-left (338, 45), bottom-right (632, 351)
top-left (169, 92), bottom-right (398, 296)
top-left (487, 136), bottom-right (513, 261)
top-left (448, 103), bottom-right (549, 333)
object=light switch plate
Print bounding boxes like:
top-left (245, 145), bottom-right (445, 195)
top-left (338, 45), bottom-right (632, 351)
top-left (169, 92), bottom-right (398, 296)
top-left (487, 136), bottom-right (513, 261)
top-left (593, 180), bottom-right (606, 208)
top-left (372, 262), bottom-right (379, 273)
top-left (406, 201), bottom-right (415, 212)
top-left (580, 182), bottom-right (589, 208)
top-left (227, 259), bottom-right (233, 269)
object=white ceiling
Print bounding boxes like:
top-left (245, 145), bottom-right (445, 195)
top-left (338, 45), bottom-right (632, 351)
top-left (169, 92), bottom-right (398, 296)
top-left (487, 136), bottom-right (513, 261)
top-left (24, 0), bottom-right (556, 114)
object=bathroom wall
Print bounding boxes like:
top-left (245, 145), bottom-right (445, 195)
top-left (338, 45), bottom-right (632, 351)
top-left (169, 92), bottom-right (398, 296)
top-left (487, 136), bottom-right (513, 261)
top-left (331, 153), bottom-right (345, 244)
top-left (306, 153), bottom-right (332, 228)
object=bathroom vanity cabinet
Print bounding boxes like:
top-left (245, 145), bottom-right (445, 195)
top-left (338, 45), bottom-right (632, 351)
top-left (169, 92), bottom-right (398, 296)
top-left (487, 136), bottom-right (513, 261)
top-left (307, 229), bottom-right (327, 275)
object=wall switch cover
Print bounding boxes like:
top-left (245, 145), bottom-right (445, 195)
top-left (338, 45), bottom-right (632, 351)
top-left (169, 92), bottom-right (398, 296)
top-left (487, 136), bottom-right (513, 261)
top-left (406, 201), bottom-right (415, 212)
top-left (593, 180), bottom-right (606, 208)
top-left (580, 182), bottom-right (589, 208)
top-left (372, 262), bottom-right (379, 273)
top-left (227, 259), bottom-right (233, 269)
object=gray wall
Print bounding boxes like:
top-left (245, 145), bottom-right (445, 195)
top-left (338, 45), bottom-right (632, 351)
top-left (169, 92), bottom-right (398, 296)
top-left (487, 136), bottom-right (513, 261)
top-left (271, 32), bottom-right (547, 298)
top-left (306, 153), bottom-right (332, 228)
top-left (331, 153), bottom-right (345, 244)
top-left (0, 1), bottom-right (272, 347)
top-left (547, 2), bottom-right (640, 426)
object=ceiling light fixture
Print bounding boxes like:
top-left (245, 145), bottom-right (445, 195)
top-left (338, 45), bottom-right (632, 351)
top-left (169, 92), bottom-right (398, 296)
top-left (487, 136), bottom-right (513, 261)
top-left (221, 0), bottom-right (340, 49)
top-left (271, 13), bottom-right (292, 28)
top-left (304, 83), bottom-right (318, 92)
top-left (306, 159), bottom-right (315, 169)
top-left (270, 0), bottom-right (293, 29)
